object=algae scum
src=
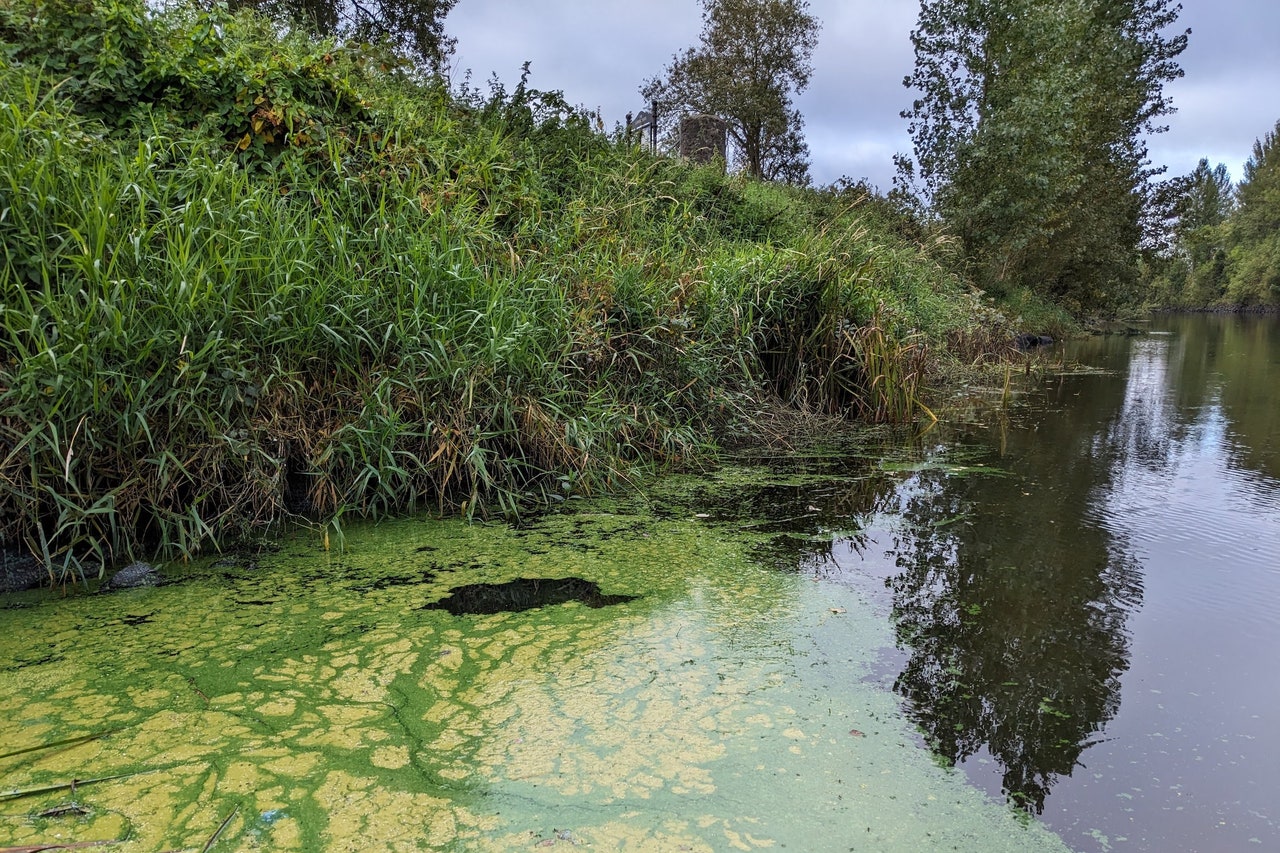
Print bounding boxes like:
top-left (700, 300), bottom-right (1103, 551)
top-left (1, 490), bottom-right (1068, 852)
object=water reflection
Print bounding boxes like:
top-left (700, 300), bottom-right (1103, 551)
top-left (879, 464), bottom-right (1142, 813)
top-left (1169, 315), bottom-right (1280, 485)
top-left (690, 424), bottom-right (1145, 815)
top-left (812, 314), bottom-right (1280, 845)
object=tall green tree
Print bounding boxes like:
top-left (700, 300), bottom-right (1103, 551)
top-left (1223, 119), bottom-right (1280, 303)
top-left (223, 0), bottom-right (458, 69)
top-left (1178, 159), bottom-right (1233, 233)
top-left (642, 0), bottom-right (820, 184)
top-left (1148, 159), bottom-right (1233, 305)
top-left (901, 0), bottom-right (1188, 312)
top-left (1173, 158), bottom-right (1232, 268)
top-left (1235, 119), bottom-right (1280, 242)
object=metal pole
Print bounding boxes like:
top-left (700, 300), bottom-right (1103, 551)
top-left (651, 98), bottom-right (658, 153)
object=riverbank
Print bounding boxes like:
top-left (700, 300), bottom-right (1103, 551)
top-left (1150, 303), bottom-right (1280, 314)
top-left (0, 1), bottom-right (1049, 586)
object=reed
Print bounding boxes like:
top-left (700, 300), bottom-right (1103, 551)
top-left (0, 0), bottom-right (1020, 582)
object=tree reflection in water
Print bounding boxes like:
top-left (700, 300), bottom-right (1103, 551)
top-left (672, 381), bottom-right (1153, 813)
top-left (881, 463), bottom-right (1142, 812)
top-left (694, 316), bottom-right (1277, 838)
top-left (783, 356), bottom-right (1151, 812)
top-left (850, 348), bottom-right (1163, 813)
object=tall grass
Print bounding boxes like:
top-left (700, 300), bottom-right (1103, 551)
top-left (0, 1), bottom-right (1016, 581)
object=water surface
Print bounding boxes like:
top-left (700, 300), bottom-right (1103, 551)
top-left (809, 314), bottom-right (1280, 851)
top-left (2, 313), bottom-right (1274, 851)
top-left (0, 500), bottom-right (1064, 851)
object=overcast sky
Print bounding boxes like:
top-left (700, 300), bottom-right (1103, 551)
top-left (445, 1), bottom-right (1280, 192)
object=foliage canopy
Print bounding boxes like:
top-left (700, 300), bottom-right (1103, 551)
top-left (901, 0), bottom-right (1188, 314)
top-left (1150, 120), bottom-right (1280, 307)
top-left (1236, 120), bottom-right (1280, 243)
top-left (643, 0), bottom-right (820, 184)
top-left (223, 0), bottom-right (458, 69)
top-left (1146, 116), bottom-right (1280, 307)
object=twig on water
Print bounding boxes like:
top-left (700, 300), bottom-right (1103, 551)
top-left (200, 806), bottom-right (239, 853)
top-left (0, 728), bottom-right (128, 763)
top-left (0, 773), bottom-right (139, 802)
top-left (0, 841), bottom-right (114, 852)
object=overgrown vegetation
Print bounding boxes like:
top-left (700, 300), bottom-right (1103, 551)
top-left (1145, 121), bottom-right (1280, 309)
top-left (0, 0), bottom-right (1030, 584)
top-left (222, 0), bottom-right (459, 71)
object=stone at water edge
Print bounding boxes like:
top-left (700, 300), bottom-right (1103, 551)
top-left (0, 550), bottom-right (46, 593)
top-left (99, 561), bottom-right (161, 593)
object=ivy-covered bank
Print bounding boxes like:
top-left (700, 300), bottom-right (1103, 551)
top-left (0, 0), bottom-right (1035, 584)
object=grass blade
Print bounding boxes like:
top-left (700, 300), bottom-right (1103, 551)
top-left (0, 728), bottom-right (127, 763)
top-left (0, 773), bottom-right (139, 802)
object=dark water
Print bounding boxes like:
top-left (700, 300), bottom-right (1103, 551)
top-left (423, 576), bottom-right (637, 614)
top-left (798, 314), bottom-right (1280, 851)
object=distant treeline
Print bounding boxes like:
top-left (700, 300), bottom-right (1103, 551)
top-left (1146, 123), bottom-right (1280, 311)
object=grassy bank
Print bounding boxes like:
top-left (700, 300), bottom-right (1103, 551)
top-left (0, 1), bottom-right (1026, 583)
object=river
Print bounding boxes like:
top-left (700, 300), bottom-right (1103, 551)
top-left (815, 313), bottom-right (1280, 851)
top-left (1, 313), bottom-right (1276, 851)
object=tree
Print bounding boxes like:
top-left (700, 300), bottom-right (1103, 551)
top-left (643, 0), bottom-right (820, 184)
top-left (901, 0), bottom-right (1188, 312)
top-left (1143, 158), bottom-right (1232, 306)
top-left (1222, 119), bottom-right (1280, 303)
top-left (1178, 159), bottom-right (1233, 232)
top-left (224, 0), bottom-right (458, 70)
top-left (1170, 159), bottom-right (1231, 264)
top-left (1235, 119), bottom-right (1280, 242)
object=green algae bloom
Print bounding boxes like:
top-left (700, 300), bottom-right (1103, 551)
top-left (1, 505), bottom-right (1069, 851)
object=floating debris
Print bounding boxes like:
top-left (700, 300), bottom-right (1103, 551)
top-left (98, 562), bottom-right (161, 593)
top-left (0, 772), bottom-right (140, 802)
top-left (36, 802), bottom-right (89, 818)
top-left (200, 806), bottom-right (238, 853)
top-left (0, 842), bottom-right (113, 852)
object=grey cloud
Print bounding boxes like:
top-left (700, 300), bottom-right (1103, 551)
top-left (446, 1), bottom-right (1280, 190)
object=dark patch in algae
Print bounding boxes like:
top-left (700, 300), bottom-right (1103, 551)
top-left (423, 577), bottom-right (637, 615)
top-left (348, 567), bottom-right (440, 593)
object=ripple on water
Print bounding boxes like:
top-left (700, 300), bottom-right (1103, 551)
top-left (1100, 427), bottom-right (1280, 635)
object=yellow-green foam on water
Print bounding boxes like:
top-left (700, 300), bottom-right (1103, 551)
top-left (0, 507), bottom-right (1070, 852)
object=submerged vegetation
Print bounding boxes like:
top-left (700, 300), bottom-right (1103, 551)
top-left (0, 0), bottom-right (1044, 583)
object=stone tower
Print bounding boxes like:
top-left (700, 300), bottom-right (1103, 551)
top-left (679, 114), bottom-right (728, 167)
